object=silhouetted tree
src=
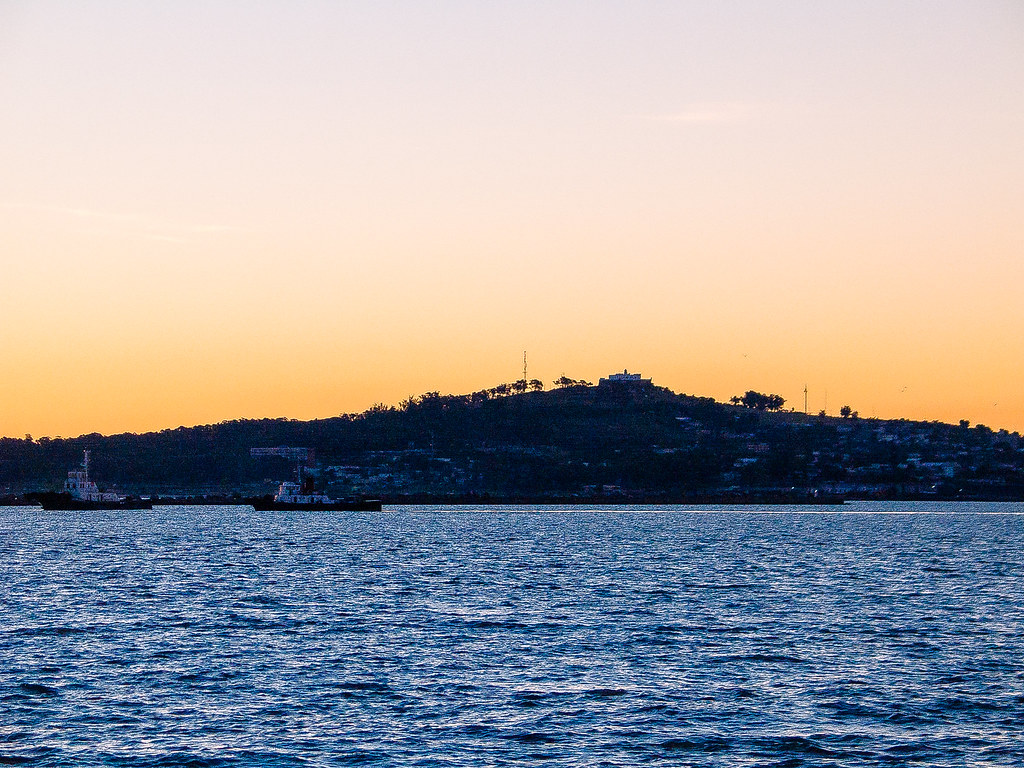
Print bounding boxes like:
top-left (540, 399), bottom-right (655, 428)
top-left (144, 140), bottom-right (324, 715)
top-left (553, 376), bottom-right (592, 388)
top-left (736, 391), bottom-right (785, 411)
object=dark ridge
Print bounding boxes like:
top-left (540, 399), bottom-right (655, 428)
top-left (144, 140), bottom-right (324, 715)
top-left (2, 379), bottom-right (1022, 502)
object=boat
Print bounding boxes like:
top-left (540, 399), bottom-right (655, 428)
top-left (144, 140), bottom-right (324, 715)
top-left (29, 451), bottom-right (152, 510)
top-left (248, 478), bottom-right (381, 511)
top-left (247, 445), bottom-right (381, 510)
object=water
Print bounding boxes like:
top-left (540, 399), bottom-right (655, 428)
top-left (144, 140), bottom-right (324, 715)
top-left (1, 504), bottom-right (1022, 766)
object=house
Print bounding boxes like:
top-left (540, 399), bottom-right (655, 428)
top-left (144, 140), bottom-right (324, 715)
top-left (598, 369), bottom-right (653, 388)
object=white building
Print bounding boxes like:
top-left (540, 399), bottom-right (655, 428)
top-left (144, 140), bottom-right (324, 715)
top-left (598, 369), bottom-right (653, 387)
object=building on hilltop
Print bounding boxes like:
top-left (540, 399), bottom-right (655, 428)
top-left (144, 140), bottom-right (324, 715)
top-left (599, 369), bottom-right (653, 388)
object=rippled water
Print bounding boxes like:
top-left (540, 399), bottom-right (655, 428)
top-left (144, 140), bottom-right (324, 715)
top-left (2, 504), bottom-right (1022, 766)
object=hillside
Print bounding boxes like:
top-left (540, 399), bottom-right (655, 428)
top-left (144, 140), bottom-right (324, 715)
top-left (2, 380), bottom-right (1022, 502)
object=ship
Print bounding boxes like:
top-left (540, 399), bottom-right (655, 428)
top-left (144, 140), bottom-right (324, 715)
top-left (247, 446), bottom-right (382, 511)
top-left (29, 451), bottom-right (152, 510)
top-left (248, 478), bottom-right (382, 511)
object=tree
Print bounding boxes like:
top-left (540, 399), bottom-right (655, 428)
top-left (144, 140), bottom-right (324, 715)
top-left (735, 391), bottom-right (786, 412)
top-left (554, 376), bottom-right (592, 388)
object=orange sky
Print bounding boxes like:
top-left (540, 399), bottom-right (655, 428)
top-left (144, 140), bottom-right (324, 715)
top-left (2, 2), bottom-right (1022, 438)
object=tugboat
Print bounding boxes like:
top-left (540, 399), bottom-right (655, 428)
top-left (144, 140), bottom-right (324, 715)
top-left (248, 446), bottom-right (381, 511)
top-left (248, 477), bottom-right (382, 511)
top-left (30, 451), bottom-right (152, 510)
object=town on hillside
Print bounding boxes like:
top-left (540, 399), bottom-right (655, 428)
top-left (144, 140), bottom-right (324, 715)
top-left (1, 370), bottom-right (1022, 504)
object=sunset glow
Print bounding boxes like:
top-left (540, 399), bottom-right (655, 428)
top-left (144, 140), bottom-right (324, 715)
top-left (2, 2), bottom-right (1022, 437)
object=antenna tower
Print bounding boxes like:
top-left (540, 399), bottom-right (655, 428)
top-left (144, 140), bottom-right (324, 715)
top-left (523, 351), bottom-right (528, 383)
top-left (803, 384), bottom-right (808, 414)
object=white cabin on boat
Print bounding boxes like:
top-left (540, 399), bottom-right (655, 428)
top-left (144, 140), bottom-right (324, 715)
top-left (64, 451), bottom-right (124, 502)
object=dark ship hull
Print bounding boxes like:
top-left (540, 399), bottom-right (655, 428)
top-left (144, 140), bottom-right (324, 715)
top-left (248, 496), bottom-right (382, 512)
top-left (29, 492), bottom-right (153, 511)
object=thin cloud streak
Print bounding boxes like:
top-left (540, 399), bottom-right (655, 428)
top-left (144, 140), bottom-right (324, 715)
top-left (632, 102), bottom-right (756, 124)
top-left (2, 203), bottom-right (248, 241)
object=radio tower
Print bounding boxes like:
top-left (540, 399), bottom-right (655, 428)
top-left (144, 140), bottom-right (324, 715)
top-left (804, 384), bottom-right (808, 414)
top-left (523, 351), bottom-right (528, 383)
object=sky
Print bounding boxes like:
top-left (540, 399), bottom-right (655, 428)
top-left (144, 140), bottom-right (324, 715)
top-left (1, 1), bottom-right (1022, 438)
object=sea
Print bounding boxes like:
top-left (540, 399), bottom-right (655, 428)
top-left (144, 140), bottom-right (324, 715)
top-left (1, 503), bottom-right (1022, 767)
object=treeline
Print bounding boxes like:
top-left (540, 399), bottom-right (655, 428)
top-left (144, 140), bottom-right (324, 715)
top-left (1, 378), bottom-right (1021, 501)
top-left (0, 380), bottom-right (724, 495)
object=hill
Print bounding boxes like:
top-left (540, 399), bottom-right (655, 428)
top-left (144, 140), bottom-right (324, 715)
top-left (2, 379), bottom-right (1022, 502)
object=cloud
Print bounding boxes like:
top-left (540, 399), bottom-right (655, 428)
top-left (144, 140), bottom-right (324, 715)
top-left (632, 102), bottom-right (754, 124)
top-left (190, 224), bottom-right (245, 234)
top-left (3, 203), bottom-right (248, 242)
top-left (143, 233), bottom-right (190, 245)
